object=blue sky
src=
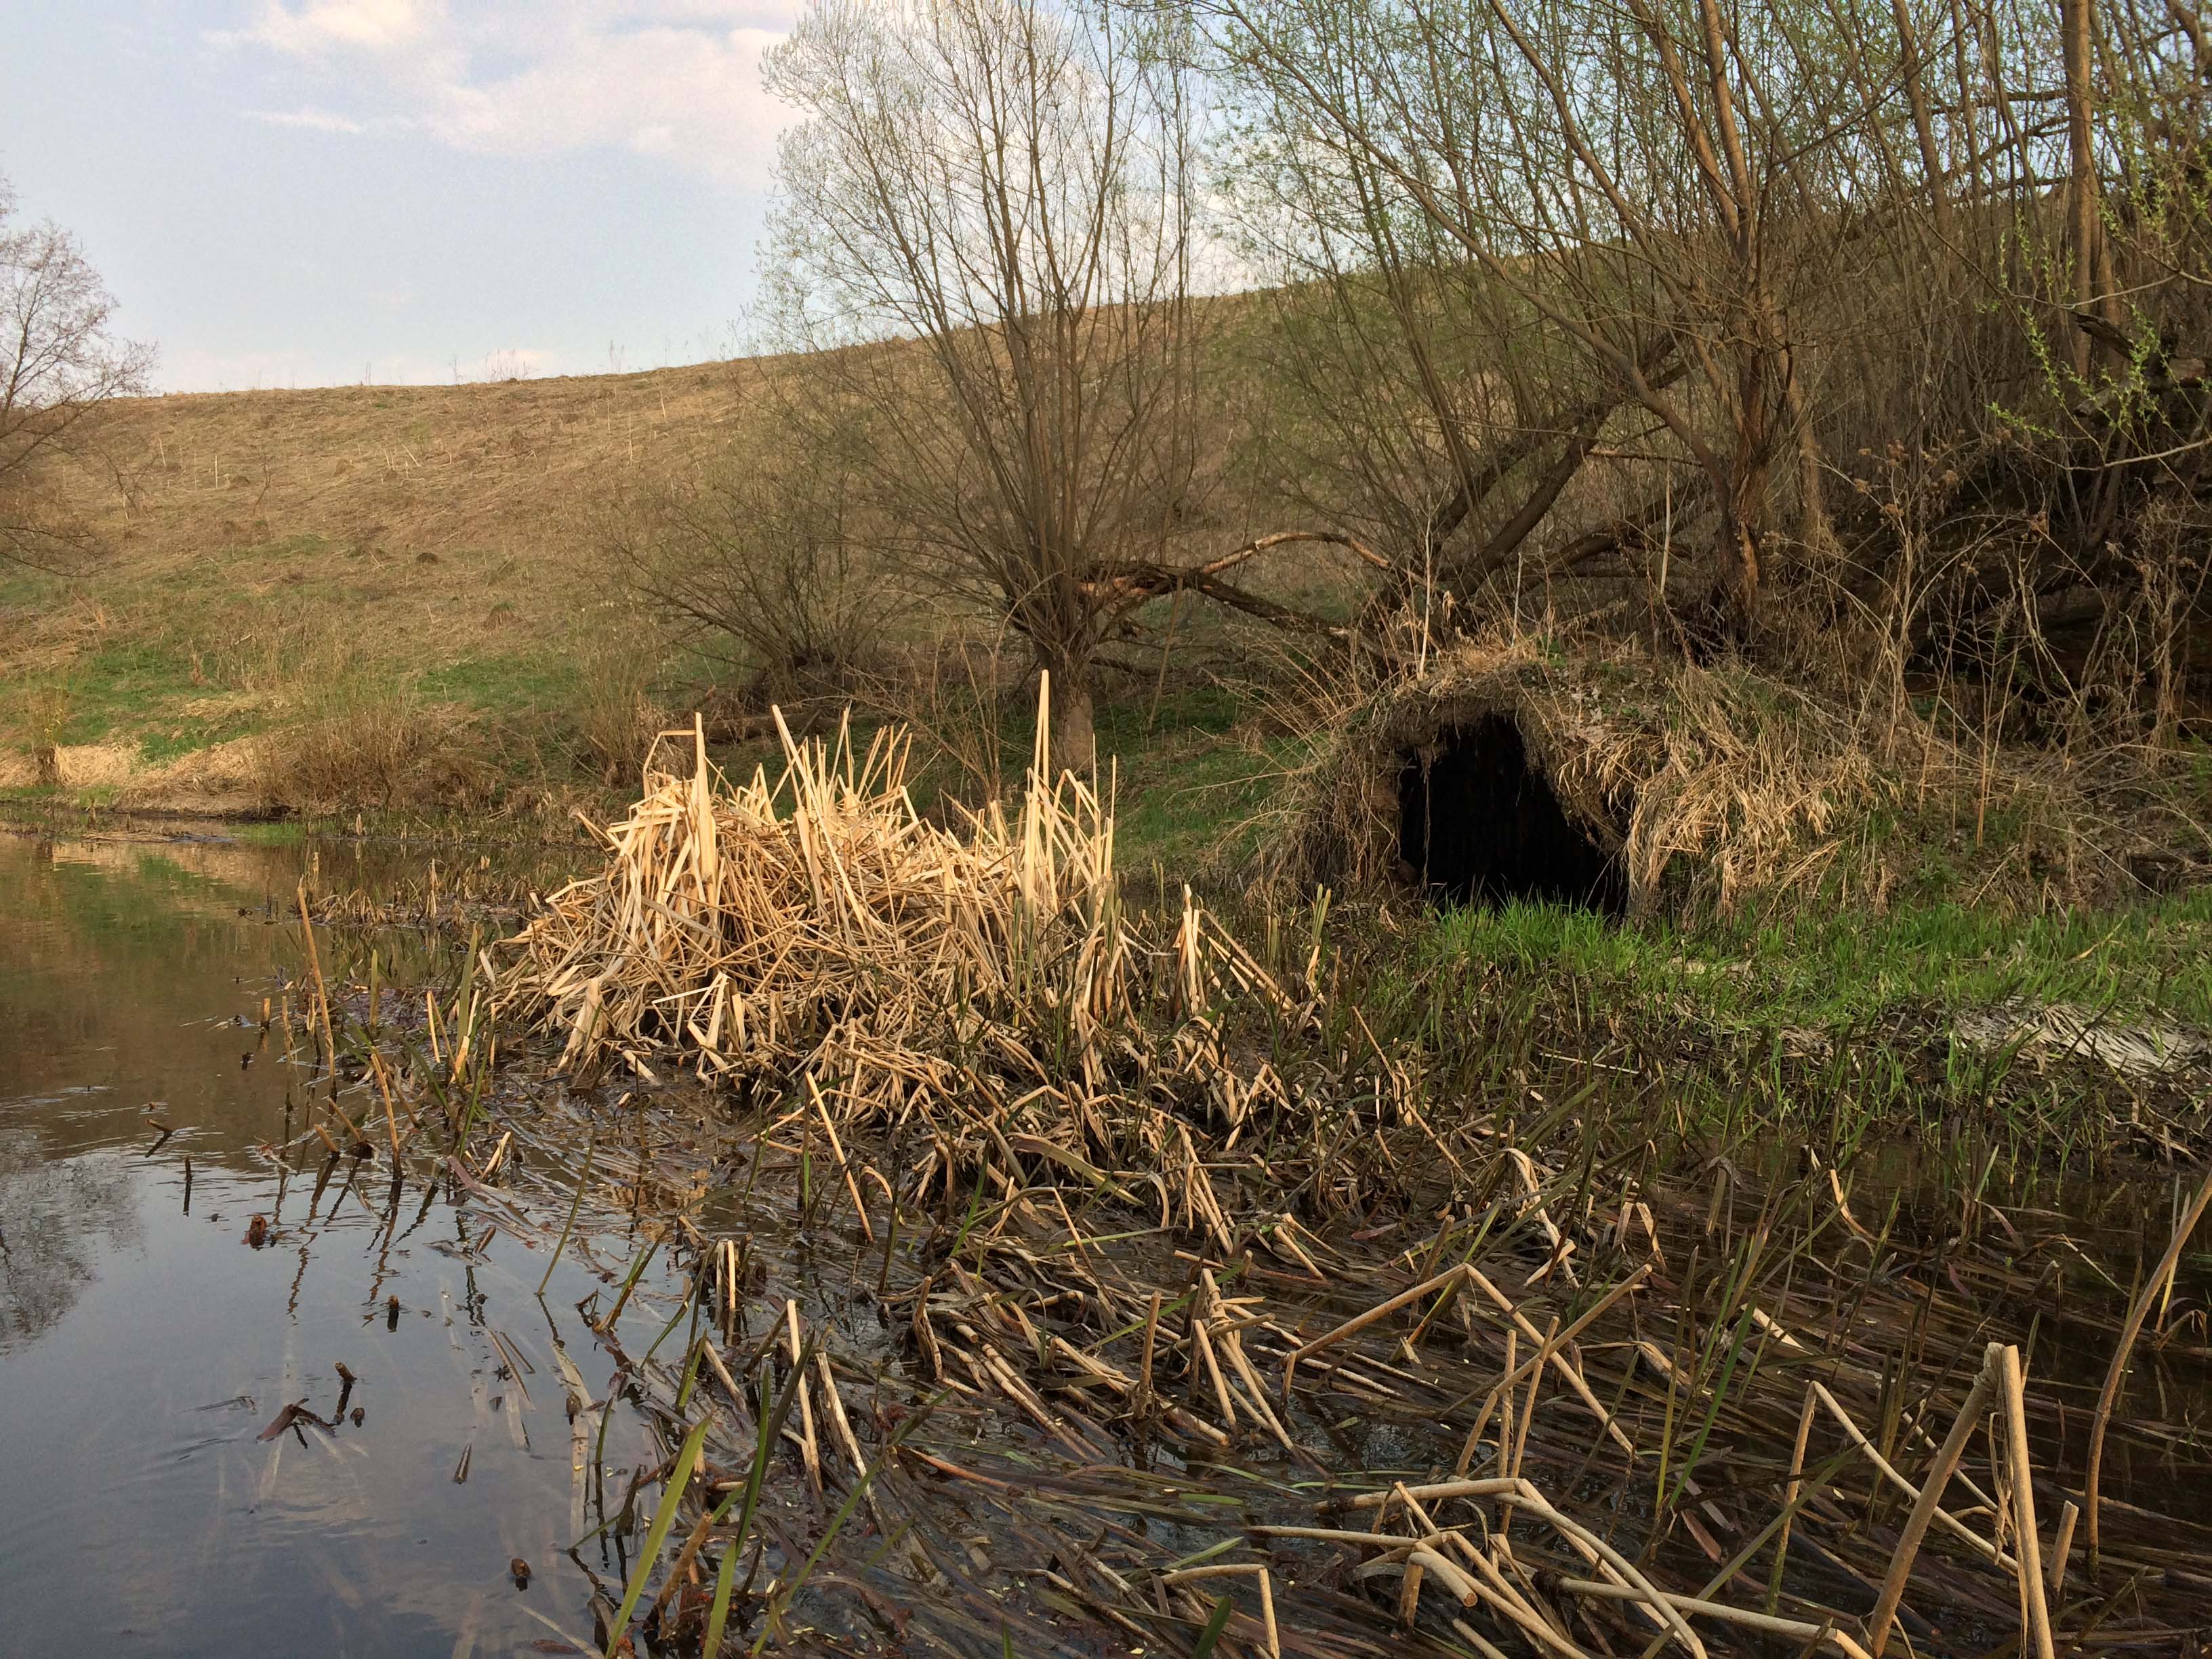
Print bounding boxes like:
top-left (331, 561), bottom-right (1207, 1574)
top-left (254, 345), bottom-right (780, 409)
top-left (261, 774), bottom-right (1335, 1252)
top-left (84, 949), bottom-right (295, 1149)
top-left (2, 3), bottom-right (799, 392)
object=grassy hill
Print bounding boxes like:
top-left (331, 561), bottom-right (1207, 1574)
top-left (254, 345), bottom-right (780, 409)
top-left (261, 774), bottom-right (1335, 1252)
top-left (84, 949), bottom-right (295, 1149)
top-left (0, 324), bottom-right (1337, 859)
top-left (1, 359), bottom-right (774, 811)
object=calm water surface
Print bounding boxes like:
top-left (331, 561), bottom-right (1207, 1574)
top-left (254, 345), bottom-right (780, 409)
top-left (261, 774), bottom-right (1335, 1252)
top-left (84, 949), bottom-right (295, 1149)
top-left (0, 831), bottom-right (650, 1658)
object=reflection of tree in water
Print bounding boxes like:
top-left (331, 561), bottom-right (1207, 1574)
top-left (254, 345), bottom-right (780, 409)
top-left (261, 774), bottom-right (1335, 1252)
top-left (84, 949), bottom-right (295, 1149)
top-left (0, 1128), bottom-right (142, 1353)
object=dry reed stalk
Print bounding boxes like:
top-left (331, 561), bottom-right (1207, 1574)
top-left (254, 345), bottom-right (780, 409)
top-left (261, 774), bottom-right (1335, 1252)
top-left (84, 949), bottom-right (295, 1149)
top-left (1401, 1486), bottom-right (1582, 1655)
top-left (2085, 1174), bottom-right (2212, 1565)
top-left (1867, 1347), bottom-right (1999, 1656)
top-left (1557, 1579), bottom-right (1875, 1658)
top-left (1996, 1345), bottom-right (2056, 1659)
top-left (783, 1300), bottom-right (821, 1496)
top-left (1767, 1384), bottom-right (1820, 1612)
top-left (804, 1075), bottom-right (874, 1242)
top-left (1158, 1563), bottom-right (1279, 1658)
top-left (1811, 1381), bottom-right (2010, 1568)
top-left (369, 1054), bottom-right (405, 1162)
top-left (296, 881), bottom-right (338, 1072)
top-left (1285, 1264), bottom-right (1475, 1391)
top-left (2047, 1502), bottom-right (2078, 1604)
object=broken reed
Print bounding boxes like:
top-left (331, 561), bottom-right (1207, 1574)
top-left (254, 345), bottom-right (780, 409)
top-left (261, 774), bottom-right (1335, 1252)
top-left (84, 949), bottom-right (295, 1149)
top-left (464, 696), bottom-right (2212, 1657)
top-left (245, 962), bottom-right (2212, 1659)
top-left (264, 880), bottom-right (506, 1175)
top-left (274, 938), bottom-right (2212, 1652)
top-left (485, 1083), bottom-right (2212, 1659)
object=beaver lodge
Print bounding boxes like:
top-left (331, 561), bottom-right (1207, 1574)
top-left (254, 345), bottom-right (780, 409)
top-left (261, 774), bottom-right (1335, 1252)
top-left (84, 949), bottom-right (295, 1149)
top-left (1269, 634), bottom-right (2166, 918)
top-left (1398, 714), bottom-right (1629, 914)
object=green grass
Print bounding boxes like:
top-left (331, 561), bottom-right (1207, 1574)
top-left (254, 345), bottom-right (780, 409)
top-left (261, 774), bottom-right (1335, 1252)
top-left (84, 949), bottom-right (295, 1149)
top-left (1298, 886), bottom-right (2212, 1170)
top-left (1110, 734), bottom-right (1288, 884)
top-left (416, 651), bottom-right (581, 713)
top-left (56, 641), bottom-right (203, 743)
top-left (0, 566), bottom-right (67, 610)
top-left (0, 637), bottom-right (220, 756)
top-left (4, 635), bottom-right (271, 764)
top-left (1418, 886), bottom-right (2212, 1033)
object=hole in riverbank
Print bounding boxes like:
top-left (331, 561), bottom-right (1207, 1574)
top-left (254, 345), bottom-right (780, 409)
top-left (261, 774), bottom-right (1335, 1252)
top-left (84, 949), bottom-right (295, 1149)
top-left (1397, 716), bottom-right (1626, 914)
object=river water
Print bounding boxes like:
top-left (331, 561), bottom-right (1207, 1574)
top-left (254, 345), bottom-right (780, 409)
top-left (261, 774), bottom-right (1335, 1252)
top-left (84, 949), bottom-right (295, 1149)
top-left (5, 827), bottom-right (2209, 1657)
top-left (0, 830), bottom-right (652, 1658)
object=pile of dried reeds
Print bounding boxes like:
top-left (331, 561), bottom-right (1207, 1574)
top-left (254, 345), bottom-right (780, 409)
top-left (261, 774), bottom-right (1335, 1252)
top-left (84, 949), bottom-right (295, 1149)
top-left (493, 688), bottom-right (1292, 1183)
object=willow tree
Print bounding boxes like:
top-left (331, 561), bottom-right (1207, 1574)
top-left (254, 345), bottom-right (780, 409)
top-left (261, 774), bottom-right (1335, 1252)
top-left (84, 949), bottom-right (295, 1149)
top-left (762, 0), bottom-right (1206, 776)
top-left (1196, 0), bottom-right (1896, 644)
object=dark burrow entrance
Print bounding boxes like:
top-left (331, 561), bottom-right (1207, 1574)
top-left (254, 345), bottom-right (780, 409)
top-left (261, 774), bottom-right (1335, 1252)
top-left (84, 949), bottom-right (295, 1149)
top-left (1397, 716), bottom-right (1628, 914)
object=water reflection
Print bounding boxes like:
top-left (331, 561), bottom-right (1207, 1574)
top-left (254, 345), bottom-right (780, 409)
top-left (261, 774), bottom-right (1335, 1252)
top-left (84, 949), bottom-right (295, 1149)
top-left (0, 828), bottom-right (662, 1658)
top-left (0, 1126), bottom-right (141, 1351)
top-left (0, 833), bottom-right (303, 1349)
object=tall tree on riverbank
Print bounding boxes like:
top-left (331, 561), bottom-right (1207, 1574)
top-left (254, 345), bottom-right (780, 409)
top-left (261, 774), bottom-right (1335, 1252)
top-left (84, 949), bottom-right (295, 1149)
top-left (762, 0), bottom-right (1206, 777)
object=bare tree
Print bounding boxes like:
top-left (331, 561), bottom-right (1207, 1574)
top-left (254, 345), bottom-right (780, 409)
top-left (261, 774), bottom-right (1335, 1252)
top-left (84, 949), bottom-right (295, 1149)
top-left (1201, 0), bottom-right (1898, 645)
top-left (0, 175), bottom-right (152, 571)
top-left (762, 0), bottom-right (1208, 775)
top-left (1196, 0), bottom-right (2212, 706)
top-left (603, 422), bottom-right (892, 706)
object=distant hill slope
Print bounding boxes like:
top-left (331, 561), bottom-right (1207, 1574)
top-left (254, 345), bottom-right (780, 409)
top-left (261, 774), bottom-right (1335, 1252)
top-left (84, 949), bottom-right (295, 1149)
top-left (1, 359), bottom-right (771, 806)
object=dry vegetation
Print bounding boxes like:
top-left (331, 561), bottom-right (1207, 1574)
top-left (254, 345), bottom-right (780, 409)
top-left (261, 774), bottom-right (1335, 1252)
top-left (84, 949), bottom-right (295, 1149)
top-left (329, 688), bottom-right (2202, 1657)
top-left (4, 0), bottom-right (2211, 863)
top-left (6, 1), bottom-right (2210, 1653)
top-left (495, 695), bottom-right (1152, 1092)
top-left (1273, 631), bottom-right (2207, 917)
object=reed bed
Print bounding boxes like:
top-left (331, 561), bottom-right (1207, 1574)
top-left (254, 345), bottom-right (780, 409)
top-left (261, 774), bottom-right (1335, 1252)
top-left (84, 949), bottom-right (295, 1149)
top-left (445, 698), bottom-right (2212, 1656)
top-left (491, 691), bottom-right (1300, 1214)
top-left (467, 1083), bottom-right (2211, 1659)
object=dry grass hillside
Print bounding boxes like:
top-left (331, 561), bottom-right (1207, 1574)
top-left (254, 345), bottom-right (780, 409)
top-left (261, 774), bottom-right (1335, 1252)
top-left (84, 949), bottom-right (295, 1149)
top-left (0, 359), bottom-right (777, 808)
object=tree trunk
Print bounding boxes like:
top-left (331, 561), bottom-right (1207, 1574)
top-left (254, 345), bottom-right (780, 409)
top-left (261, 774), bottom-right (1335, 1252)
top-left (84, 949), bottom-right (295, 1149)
top-left (1717, 518), bottom-right (1762, 644)
top-left (1708, 456), bottom-right (1767, 649)
top-left (1786, 367), bottom-right (1839, 565)
top-left (1044, 660), bottom-right (1095, 781)
top-left (2059, 0), bottom-right (2104, 372)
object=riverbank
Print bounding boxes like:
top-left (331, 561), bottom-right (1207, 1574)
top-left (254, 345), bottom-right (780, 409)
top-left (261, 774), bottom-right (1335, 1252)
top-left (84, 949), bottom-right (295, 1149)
top-left (319, 802), bottom-right (2212, 1651)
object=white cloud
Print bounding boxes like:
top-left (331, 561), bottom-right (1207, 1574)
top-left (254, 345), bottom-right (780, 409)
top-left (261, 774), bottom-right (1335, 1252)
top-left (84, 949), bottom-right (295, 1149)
top-left (159, 341), bottom-right (572, 393)
top-left (244, 106), bottom-right (390, 134)
top-left (216, 1), bottom-right (800, 186)
top-left (237, 0), bottom-right (445, 54)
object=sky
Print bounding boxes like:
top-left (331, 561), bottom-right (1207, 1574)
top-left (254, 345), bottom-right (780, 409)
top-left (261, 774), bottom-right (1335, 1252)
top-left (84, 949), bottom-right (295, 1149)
top-left (1, 2), bottom-right (802, 393)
